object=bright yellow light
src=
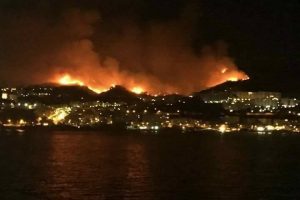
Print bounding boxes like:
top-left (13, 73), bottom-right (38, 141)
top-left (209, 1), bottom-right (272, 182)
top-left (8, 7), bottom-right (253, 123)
top-left (256, 126), bottom-right (265, 132)
top-left (266, 125), bottom-right (275, 131)
top-left (131, 87), bottom-right (144, 94)
top-left (219, 124), bottom-right (226, 133)
top-left (227, 77), bottom-right (239, 82)
top-left (48, 107), bottom-right (71, 124)
top-left (1, 93), bottom-right (8, 99)
top-left (19, 119), bottom-right (25, 125)
top-left (58, 74), bottom-right (84, 86)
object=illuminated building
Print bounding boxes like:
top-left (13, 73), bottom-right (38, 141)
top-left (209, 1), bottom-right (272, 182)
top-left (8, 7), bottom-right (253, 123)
top-left (1, 93), bottom-right (8, 100)
top-left (281, 98), bottom-right (299, 108)
top-left (234, 91), bottom-right (281, 100)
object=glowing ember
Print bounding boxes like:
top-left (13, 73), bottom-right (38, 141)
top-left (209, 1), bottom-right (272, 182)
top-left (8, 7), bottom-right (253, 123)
top-left (221, 68), bottom-right (228, 74)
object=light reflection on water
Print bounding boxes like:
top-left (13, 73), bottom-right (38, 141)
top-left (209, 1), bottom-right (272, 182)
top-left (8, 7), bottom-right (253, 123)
top-left (0, 131), bottom-right (300, 199)
top-left (44, 132), bottom-right (154, 199)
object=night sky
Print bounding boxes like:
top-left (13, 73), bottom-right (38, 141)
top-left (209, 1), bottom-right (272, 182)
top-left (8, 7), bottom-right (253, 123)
top-left (199, 0), bottom-right (299, 86)
top-left (0, 0), bottom-right (299, 92)
top-left (142, 0), bottom-right (300, 84)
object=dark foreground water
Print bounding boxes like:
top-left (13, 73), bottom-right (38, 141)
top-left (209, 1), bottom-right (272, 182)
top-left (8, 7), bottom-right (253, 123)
top-left (1, 131), bottom-right (300, 199)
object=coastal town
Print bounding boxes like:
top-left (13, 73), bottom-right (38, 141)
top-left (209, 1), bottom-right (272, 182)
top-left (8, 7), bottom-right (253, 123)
top-left (0, 81), bottom-right (299, 134)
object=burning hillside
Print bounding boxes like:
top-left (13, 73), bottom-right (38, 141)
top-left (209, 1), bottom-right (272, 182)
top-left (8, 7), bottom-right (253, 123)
top-left (46, 9), bottom-right (249, 95)
top-left (53, 68), bottom-right (248, 95)
top-left (1, 8), bottom-right (249, 95)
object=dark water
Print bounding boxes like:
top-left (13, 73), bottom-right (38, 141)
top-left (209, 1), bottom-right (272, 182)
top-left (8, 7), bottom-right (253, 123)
top-left (1, 131), bottom-right (300, 199)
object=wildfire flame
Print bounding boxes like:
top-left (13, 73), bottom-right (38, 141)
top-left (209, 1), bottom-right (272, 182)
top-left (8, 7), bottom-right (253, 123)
top-left (220, 67), bottom-right (249, 81)
top-left (131, 87), bottom-right (144, 94)
top-left (55, 74), bottom-right (146, 94)
top-left (58, 74), bottom-right (84, 86)
top-left (5, 9), bottom-right (251, 96)
top-left (53, 67), bottom-right (249, 95)
top-left (220, 67), bottom-right (249, 82)
top-left (46, 10), bottom-right (250, 95)
top-left (57, 74), bottom-right (105, 93)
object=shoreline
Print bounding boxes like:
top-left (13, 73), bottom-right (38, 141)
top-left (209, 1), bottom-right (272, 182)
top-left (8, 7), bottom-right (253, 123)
top-left (0, 125), bottom-right (299, 135)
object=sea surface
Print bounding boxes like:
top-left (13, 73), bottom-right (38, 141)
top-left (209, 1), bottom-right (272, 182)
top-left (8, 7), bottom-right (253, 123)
top-left (1, 130), bottom-right (300, 200)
